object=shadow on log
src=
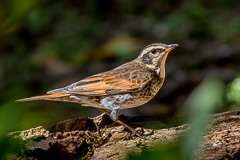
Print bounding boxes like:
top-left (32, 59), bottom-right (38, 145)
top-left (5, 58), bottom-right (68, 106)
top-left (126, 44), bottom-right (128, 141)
top-left (6, 110), bottom-right (240, 160)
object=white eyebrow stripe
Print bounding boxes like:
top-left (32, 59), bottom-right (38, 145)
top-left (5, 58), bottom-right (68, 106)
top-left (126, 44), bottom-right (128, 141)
top-left (142, 46), bottom-right (165, 54)
top-left (145, 46), bottom-right (164, 52)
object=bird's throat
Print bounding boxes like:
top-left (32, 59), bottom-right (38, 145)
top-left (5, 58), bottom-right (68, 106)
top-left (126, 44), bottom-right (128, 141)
top-left (158, 52), bottom-right (169, 78)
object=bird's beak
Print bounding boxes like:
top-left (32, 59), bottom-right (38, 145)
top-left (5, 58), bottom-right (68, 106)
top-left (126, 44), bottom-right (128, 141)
top-left (166, 44), bottom-right (179, 52)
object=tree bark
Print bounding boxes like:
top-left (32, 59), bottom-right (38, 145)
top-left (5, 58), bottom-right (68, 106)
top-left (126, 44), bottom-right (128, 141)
top-left (6, 110), bottom-right (240, 160)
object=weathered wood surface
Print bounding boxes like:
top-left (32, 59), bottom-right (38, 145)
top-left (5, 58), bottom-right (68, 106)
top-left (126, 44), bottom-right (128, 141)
top-left (6, 110), bottom-right (240, 160)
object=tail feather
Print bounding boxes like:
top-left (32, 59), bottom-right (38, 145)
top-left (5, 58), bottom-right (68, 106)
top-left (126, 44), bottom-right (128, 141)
top-left (16, 93), bottom-right (70, 102)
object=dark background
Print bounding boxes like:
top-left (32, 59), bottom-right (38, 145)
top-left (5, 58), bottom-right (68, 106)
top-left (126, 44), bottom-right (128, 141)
top-left (0, 0), bottom-right (240, 142)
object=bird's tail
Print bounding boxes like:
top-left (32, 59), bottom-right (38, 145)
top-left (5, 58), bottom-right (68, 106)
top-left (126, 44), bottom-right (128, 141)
top-left (16, 93), bottom-right (70, 102)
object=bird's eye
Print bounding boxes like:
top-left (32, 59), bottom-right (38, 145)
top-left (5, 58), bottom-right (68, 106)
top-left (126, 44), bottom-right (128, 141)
top-left (151, 49), bottom-right (156, 54)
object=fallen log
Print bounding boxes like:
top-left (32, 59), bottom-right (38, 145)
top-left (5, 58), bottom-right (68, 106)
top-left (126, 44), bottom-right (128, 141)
top-left (6, 110), bottom-right (240, 160)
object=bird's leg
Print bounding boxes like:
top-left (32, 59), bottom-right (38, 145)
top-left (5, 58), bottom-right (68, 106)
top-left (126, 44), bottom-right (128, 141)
top-left (99, 108), bottom-right (142, 137)
top-left (110, 108), bottom-right (120, 121)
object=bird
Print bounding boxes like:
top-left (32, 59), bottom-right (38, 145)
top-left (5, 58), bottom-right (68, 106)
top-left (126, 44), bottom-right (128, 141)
top-left (17, 43), bottom-right (178, 136)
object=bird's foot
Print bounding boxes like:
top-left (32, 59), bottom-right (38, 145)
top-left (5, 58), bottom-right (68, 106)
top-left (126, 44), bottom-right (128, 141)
top-left (115, 119), bottom-right (148, 139)
top-left (124, 129), bottom-right (148, 140)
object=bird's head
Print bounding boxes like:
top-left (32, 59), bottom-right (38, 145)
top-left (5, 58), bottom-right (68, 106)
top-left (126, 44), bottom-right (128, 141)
top-left (137, 43), bottom-right (178, 69)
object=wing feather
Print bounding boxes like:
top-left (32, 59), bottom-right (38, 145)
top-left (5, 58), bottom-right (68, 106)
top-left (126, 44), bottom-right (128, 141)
top-left (48, 62), bottom-right (153, 96)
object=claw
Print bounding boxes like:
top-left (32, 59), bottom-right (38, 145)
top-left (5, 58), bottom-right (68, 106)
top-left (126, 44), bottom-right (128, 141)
top-left (115, 119), bottom-right (148, 139)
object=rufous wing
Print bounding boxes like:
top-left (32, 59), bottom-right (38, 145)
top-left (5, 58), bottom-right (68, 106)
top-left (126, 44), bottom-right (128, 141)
top-left (48, 69), bottom-right (152, 96)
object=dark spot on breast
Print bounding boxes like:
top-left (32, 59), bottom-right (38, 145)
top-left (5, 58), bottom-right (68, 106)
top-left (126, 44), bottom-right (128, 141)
top-left (141, 52), bottom-right (153, 64)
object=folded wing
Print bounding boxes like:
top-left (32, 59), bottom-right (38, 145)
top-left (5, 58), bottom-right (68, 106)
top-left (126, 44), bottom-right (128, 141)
top-left (48, 66), bottom-right (152, 96)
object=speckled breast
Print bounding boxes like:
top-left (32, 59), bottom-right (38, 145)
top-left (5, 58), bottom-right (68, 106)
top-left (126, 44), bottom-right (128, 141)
top-left (120, 77), bottom-right (165, 109)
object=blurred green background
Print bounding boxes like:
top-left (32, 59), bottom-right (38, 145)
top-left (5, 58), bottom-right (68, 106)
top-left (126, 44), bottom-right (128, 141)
top-left (0, 0), bottom-right (240, 159)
